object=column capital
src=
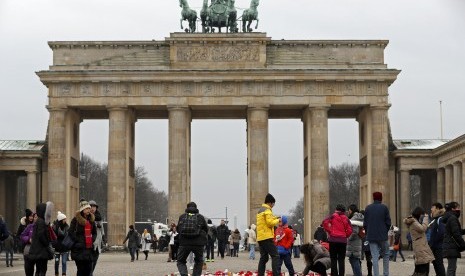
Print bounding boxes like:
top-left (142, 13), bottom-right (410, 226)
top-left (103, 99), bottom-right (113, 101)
top-left (46, 105), bottom-right (67, 112)
top-left (106, 105), bottom-right (128, 111)
top-left (370, 104), bottom-right (391, 110)
top-left (167, 105), bottom-right (190, 111)
top-left (308, 104), bottom-right (331, 110)
top-left (247, 104), bottom-right (269, 111)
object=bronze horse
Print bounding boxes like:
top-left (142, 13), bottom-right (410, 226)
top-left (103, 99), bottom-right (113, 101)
top-left (242, 0), bottom-right (259, 32)
top-left (179, 0), bottom-right (197, 33)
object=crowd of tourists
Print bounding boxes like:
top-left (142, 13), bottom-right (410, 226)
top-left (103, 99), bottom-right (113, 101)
top-left (1, 191), bottom-right (465, 276)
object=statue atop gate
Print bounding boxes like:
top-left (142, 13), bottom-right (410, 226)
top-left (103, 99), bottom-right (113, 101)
top-left (180, 0), bottom-right (259, 33)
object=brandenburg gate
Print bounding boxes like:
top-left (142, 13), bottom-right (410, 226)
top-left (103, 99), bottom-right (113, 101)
top-left (37, 33), bottom-right (399, 245)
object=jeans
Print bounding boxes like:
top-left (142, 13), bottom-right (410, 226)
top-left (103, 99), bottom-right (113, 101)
top-left (206, 240), bottom-right (215, 259)
top-left (278, 253), bottom-right (295, 275)
top-left (430, 246), bottom-right (445, 276)
top-left (447, 257), bottom-right (458, 276)
top-left (257, 239), bottom-right (280, 276)
top-left (391, 247), bottom-right (405, 262)
top-left (329, 242), bottom-right (347, 276)
top-left (369, 240), bottom-right (390, 276)
top-left (233, 242), bottom-right (239, 256)
top-left (54, 252), bottom-right (68, 275)
top-left (293, 245), bottom-right (300, 258)
top-left (349, 255), bottom-right (362, 276)
top-left (176, 245), bottom-right (204, 276)
top-left (129, 247), bottom-right (137, 261)
top-left (5, 249), bottom-right (13, 265)
top-left (249, 244), bottom-right (256, 259)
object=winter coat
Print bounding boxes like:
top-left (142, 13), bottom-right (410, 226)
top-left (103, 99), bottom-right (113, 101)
top-left (21, 223), bottom-right (34, 245)
top-left (53, 220), bottom-right (70, 253)
top-left (363, 200), bottom-right (391, 242)
top-left (346, 212), bottom-right (364, 258)
top-left (302, 242), bottom-right (331, 275)
top-left (428, 208), bottom-right (445, 249)
top-left (0, 218), bottom-right (8, 241)
top-left (323, 211), bottom-right (352, 243)
top-left (231, 230), bottom-right (241, 244)
top-left (207, 223), bottom-right (218, 242)
top-left (141, 232), bottom-right (152, 251)
top-left (248, 224), bottom-right (257, 245)
top-left (404, 216), bottom-right (434, 265)
top-left (93, 210), bottom-right (105, 253)
top-left (177, 206), bottom-right (209, 247)
top-left (216, 224), bottom-right (230, 242)
top-left (442, 211), bottom-right (465, 258)
top-left (275, 225), bottom-right (294, 254)
top-left (256, 203), bottom-right (280, 242)
top-left (28, 203), bottom-right (51, 261)
top-left (16, 217), bottom-right (28, 239)
top-left (123, 229), bottom-right (140, 249)
top-left (3, 234), bottom-right (14, 250)
top-left (69, 211), bottom-right (97, 261)
top-left (314, 226), bottom-right (328, 242)
top-left (294, 233), bottom-right (302, 246)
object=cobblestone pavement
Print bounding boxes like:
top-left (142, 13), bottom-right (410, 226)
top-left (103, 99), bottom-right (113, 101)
top-left (2, 251), bottom-right (465, 275)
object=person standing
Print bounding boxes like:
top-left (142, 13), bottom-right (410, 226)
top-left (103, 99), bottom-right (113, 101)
top-left (167, 226), bottom-right (178, 262)
top-left (216, 219), bottom-right (230, 259)
top-left (442, 202), bottom-right (465, 276)
top-left (89, 200), bottom-right (104, 275)
top-left (293, 229), bottom-right (301, 258)
top-left (248, 224), bottom-right (257, 260)
top-left (205, 219), bottom-right (217, 262)
top-left (346, 204), bottom-right (364, 276)
top-left (256, 193), bottom-right (281, 276)
top-left (3, 232), bottom-right (14, 267)
top-left (392, 227), bottom-right (405, 262)
top-left (364, 192), bottom-right (391, 276)
top-left (176, 201), bottom-right (209, 276)
top-left (69, 200), bottom-right (97, 276)
top-left (123, 225), bottom-right (140, 262)
top-left (141, 229), bottom-right (152, 260)
top-left (16, 209), bottom-right (34, 253)
top-left (428, 202), bottom-right (445, 276)
top-left (20, 212), bottom-right (37, 275)
top-left (275, 216), bottom-right (295, 276)
top-left (231, 229), bottom-right (241, 257)
top-left (404, 207), bottom-right (434, 276)
top-left (28, 202), bottom-right (54, 276)
top-left (53, 211), bottom-right (69, 276)
top-left (323, 204), bottom-right (352, 276)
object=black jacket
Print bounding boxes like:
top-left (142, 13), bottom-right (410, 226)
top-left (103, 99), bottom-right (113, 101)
top-left (28, 203), bottom-right (50, 260)
top-left (442, 211), bottom-right (465, 258)
top-left (216, 224), bottom-right (230, 242)
top-left (53, 220), bottom-right (70, 253)
top-left (69, 211), bottom-right (96, 261)
top-left (177, 206), bottom-right (208, 246)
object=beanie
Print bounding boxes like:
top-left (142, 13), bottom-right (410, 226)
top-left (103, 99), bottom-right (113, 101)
top-left (79, 200), bottom-right (91, 212)
top-left (57, 211), bottom-right (67, 221)
top-left (25, 208), bottom-right (33, 218)
top-left (281, 215), bottom-right (288, 225)
top-left (264, 193), bottom-right (276, 204)
top-left (89, 200), bottom-right (98, 207)
top-left (373, 192), bottom-right (383, 201)
top-left (207, 219), bottom-right (212, 224)
top-left (187, 202), bottom-right (197, 209)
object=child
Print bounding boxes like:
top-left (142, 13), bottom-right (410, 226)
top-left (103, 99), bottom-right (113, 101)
top-left (300, 241), bottom-right (331, 276)
top-left (275, 216), bottom-right (295, 276)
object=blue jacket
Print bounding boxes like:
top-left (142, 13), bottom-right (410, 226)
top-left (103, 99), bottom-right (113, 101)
top-left (363, 200), bottom-right (391, 242)
top-left (0, 218), bottom-right (8, 241)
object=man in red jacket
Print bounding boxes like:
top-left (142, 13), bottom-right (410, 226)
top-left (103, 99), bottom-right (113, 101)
top-left (274, 216), bottom-right (295, 276)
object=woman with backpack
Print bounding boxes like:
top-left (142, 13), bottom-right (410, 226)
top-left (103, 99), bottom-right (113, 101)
top-left (205, 219), bottom-right (217, 262)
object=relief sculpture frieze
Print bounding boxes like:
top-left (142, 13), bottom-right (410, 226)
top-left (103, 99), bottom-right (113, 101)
top-left (176, 45), bottom-right (260, 62)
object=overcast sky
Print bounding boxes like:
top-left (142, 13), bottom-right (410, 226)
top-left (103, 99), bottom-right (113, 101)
top-left (1, 0), bottom-right (464, 230)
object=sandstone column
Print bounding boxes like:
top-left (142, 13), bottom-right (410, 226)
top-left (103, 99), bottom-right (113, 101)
top-left (168, 106), bottom-right (191, 223)
top-left (247, 106), bottom-right (269, 226)
top-left (370, 105), bottom-right (390, 201)
top-left (0, 172), bottom-right (5, 217)
top-left (445, 165), bottom-right (453, 203)
top-left (399, 169), bottom-right (411, 218)
top-left (47, 107), bottom-right (67, 212)
top-left (437, 168), bottom-right (445, 203)
top-left (26, 170), bottom-right (38, 210)
top-left (107, 106), bottom-right (135, 246)
top-left (302, 105), bottom-right (329, 241)
top-left (453, 162), bottom-right (462, 203)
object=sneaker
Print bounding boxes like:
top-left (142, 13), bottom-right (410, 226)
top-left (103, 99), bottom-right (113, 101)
top-left (211, 259), bottom-right (215, 262)
top-left (206, 259), bottom-right (210, 262)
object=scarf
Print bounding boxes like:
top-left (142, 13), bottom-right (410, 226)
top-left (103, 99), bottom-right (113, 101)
top-left (85, 220), bottom-right (93, 249)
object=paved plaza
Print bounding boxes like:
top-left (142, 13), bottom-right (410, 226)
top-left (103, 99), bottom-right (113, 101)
top-left (2, 251), bottom-right (465, 275)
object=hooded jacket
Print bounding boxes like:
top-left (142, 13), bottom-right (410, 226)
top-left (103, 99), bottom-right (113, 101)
top-left (248, 224), bottom-right (257, 245)
top-left (28, 202), bottom-right (53, 260)
top-left (428, 208), bottom-right (445, 249)
top-left (404, 216), bottom-right (434, 264)
top-left (177, 205), bottom-right (208, 246)
top-left (69, 210), bottom-right (96, 261)
top-left (256, 203), bottom-right (280, 242)
top-left (346, 212), bottom-right (364, 258)
top-left (323, 210), bottom-right (352, 243)
top-left (442, 210), bottom-right (465, 258)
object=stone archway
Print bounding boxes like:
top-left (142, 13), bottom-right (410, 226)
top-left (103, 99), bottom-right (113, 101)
top-left (38, 33), bottom-right (399, 244)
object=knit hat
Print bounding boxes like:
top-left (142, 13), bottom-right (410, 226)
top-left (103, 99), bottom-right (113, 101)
top-left (89, 200), bottom-right (98, 207)
top-left (264, 193), bottom-right (276, 204)
top-left (79, 200), bottom-right (91, 212)
top-left (57, 211), bottom-right (67, 221)
top-left (187, 202), bottom-right (197, 209)
top-left (281, 215), bottom-right (288, 225)
top-left (25, 208), bottom-right (33, 218)
top-left (373, 192), bottom-right (383, 201)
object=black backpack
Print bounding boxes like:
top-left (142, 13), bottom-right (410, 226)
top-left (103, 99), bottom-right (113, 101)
top-left (179, 213), bottom-right (201, 238)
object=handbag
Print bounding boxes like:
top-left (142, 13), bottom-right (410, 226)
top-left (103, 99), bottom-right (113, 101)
top-left (61, 232), bottom-right (75, 251)
top-left (393, 243), bottom-right (400, 251)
